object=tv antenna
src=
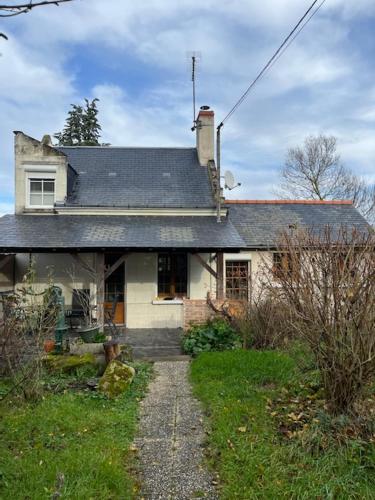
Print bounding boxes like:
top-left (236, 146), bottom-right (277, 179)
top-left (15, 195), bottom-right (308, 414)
top-left (187, 51), bottom-right (201, 131)
top-left (223, 170), bottom-right (241, 190)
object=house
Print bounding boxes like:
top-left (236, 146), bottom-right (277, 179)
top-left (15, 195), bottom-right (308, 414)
top-left (0, 108), bottom-right (369, 329)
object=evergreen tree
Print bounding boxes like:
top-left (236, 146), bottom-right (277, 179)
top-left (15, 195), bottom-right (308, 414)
top-left (54, 98), bottom-right (101, 146)
top-left (81, 98), bottom-right (101, 146)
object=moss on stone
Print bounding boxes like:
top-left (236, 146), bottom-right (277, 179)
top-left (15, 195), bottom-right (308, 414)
top-left (98, 360), bottom-right (135, 398)
top-left (43, 353), bottom-right (98, 374)
top-left (118, 344), bottom-right (133, 363)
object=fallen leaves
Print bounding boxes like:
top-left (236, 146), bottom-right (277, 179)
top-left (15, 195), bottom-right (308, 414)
top-left (267, 382), bottom-right (325, 441)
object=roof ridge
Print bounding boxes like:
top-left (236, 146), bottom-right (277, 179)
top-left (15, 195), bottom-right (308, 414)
top-left (225, 200), bottom-right (353, 205)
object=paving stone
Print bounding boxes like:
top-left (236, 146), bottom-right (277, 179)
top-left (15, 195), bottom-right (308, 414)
top-left (133, 360), bottom-right (218, 499)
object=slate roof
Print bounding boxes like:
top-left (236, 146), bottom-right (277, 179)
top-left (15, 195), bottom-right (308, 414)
top-left (57, 147), bottom-right (215, 208)
top-left (226, 201), bottom-right (370, 248)
top-left (0, 215), bottom-right (243, 251)
top-left (0, 202), bottom-right (369, 251)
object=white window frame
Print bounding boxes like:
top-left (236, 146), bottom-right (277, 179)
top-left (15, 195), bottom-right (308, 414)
top-left (25, 172), bottom-right (56, 209)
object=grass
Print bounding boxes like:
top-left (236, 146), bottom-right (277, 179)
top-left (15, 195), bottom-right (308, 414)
top-left (191, 349), bottom-right (375, 499)
top-left (0, 363), bottom-right (152, 499)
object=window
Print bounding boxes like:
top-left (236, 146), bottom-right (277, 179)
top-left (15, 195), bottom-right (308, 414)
top-left (273, 252), bottom-right (300, 279)
top-left (29, 178), bottom-right (55, 207)
top-left (158, 253), bottom-right (188, 298)
top-left (225, 260), bottom-right (250, 300)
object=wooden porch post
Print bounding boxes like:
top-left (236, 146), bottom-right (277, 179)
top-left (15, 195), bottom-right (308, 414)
top-left (96, 252), bottom-right (105, 326)
top-left (216, 252), bottom-right (224, 300)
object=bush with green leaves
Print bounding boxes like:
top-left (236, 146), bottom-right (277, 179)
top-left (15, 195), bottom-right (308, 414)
top-left (182, 318), bottom-right (241, 356)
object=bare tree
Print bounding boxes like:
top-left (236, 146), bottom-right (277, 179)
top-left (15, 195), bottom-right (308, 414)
top-left (262, 226), bottom-right (375, 415)
top-left (0, 0), bottom-right (75, 39)
top-left (0, 262), bottom-right (58, 400)
top-left (276, 135), bottom-right (375, 224)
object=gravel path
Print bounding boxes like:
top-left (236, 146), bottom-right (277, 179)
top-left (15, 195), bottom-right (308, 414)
top-left (134, 361), bottom-right (218, 499)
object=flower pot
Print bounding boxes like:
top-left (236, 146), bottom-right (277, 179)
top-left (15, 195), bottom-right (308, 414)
top-left (78, 325), bottom-right (100, 343)
top-left (44, 339), bottom-right (55, 353)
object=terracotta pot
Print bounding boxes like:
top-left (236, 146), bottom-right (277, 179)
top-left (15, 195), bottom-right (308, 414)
top-left (44, 339), bottom-right (55, 353)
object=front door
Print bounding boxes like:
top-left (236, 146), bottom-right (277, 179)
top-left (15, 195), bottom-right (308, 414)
top-left (104, 253), bottom-right (125, 324)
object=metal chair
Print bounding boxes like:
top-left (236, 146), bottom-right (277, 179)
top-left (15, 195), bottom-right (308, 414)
top-left (65, 289), bottom-right (90, 328)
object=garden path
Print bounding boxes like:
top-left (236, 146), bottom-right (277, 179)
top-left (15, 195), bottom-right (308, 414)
top-left (133, 360), bottom-right (218, 499)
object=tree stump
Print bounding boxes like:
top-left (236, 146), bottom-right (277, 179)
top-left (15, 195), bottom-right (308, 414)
top-left (104, 340), bottom-right (121, 365)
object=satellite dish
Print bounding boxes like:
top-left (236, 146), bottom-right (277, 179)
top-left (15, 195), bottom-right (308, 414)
top-left (223, 170), bottom-right (241, 190)
top-left (224, 170), bottom-right (236, 189)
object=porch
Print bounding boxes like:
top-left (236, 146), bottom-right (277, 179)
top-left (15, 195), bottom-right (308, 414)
top-left (0, 214), bottom-right (252, 330)
top-left (2, 249), bottom-right (253, 331)
top-left (115, 327), bottom-right (186, 360)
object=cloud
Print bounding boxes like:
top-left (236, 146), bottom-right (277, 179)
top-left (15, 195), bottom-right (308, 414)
top-left (0, 202), bottom-right (14, 217)
top-left (93, 84), bottom-right (193, 147)
top-left (1, 0), bottom-right (375, 213)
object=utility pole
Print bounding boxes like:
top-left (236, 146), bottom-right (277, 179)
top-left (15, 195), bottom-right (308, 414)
top-left (216, 122), bottom-right (223, 223)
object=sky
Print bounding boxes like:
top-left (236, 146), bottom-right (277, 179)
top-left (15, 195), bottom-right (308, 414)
top-left (1, 0), bottom-right (375, 216)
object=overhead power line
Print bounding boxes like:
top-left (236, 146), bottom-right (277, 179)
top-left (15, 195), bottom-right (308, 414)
top-left (218, 0), bottom-right (327, 128)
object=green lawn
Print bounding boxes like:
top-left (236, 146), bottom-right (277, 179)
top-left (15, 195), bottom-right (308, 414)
top-left (0, 363), bottom-right (152, 499)
top-left (191, 350), bottom-right (375, 499)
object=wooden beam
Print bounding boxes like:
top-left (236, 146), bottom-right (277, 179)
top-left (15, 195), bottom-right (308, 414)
top-left (104, 253), bottom-right (130, 280)
top-left (216, 252), bottom-right (224, 300)
top-left (191, 253), bottom-right (217, 279)
top-left (0, 254), bottom-right (13, 272)
top-left (96, 252), bottom-right (105, 326)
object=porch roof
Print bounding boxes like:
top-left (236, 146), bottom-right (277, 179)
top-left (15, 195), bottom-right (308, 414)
top-left (0, 214), bottom-right (244, 252)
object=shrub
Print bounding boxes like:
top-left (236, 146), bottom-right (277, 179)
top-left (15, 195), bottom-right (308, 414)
top-left (182, 318), bottom-right (241, 356)
top-left (0, 263), bottom-right (58, 400)
top-left (234, 298), bottom-right (295, 349)
top-left (262, 227), bottom-right (375, 416)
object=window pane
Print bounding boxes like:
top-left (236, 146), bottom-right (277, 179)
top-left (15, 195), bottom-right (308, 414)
top-left (157, 253), bottom-right (187, 297)
top-left (30, 193), bottom-right (43, 205)
top-left (43, 180), bottom-right (55, 193)
top-left (158, 254), bottom-right (172, 295)
top-left (30, 180), bottom-right (42, 193)
top-left (225, 261), bottom-right (249, 300)
top-left (43, 194), bottom-right (54, 206)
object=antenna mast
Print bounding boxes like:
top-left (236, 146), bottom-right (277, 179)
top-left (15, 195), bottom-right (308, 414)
top-left (187, 51), bottom-right (201, 131)
top-left (192, 55), bottom-right (196, 130)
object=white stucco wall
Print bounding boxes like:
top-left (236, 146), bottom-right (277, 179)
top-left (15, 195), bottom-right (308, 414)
top-left (14, 132), bottom-right (68, 214)
top-left (15, 253), bottom-right (95, 306)
top-left (223, 250), bottom-right (272, 300)
top-left (125, 253), bottom-right (214, 328)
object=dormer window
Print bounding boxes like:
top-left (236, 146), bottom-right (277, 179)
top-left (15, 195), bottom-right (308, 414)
top-left (28, 178), bottom-right (55, 207)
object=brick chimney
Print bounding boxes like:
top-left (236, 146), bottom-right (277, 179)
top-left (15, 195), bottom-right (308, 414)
top-left (196, 106), bottom-right (214, 166)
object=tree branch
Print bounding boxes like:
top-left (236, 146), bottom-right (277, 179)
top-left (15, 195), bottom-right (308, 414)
top-left (0, 0), bottom-right (74, 18)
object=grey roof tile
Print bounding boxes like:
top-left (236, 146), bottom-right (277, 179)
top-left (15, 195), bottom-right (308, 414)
top-left (57, 147), bottom-right (215, 208)
top-left (0, 215), bottom-right (243, 250)
top-left (227, 203), bottom-right (370, 248)
top-left (0, 204), bottom-right (369, 251)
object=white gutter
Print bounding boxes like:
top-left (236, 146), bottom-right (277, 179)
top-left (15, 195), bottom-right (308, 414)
top-left (55, 207), bottom-right (228, 217)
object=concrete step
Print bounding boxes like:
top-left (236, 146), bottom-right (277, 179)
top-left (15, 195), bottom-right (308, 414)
top-left (133, 346), bottom-right (183, 358)
top-left (137, 354), bottom-right (191, 362)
